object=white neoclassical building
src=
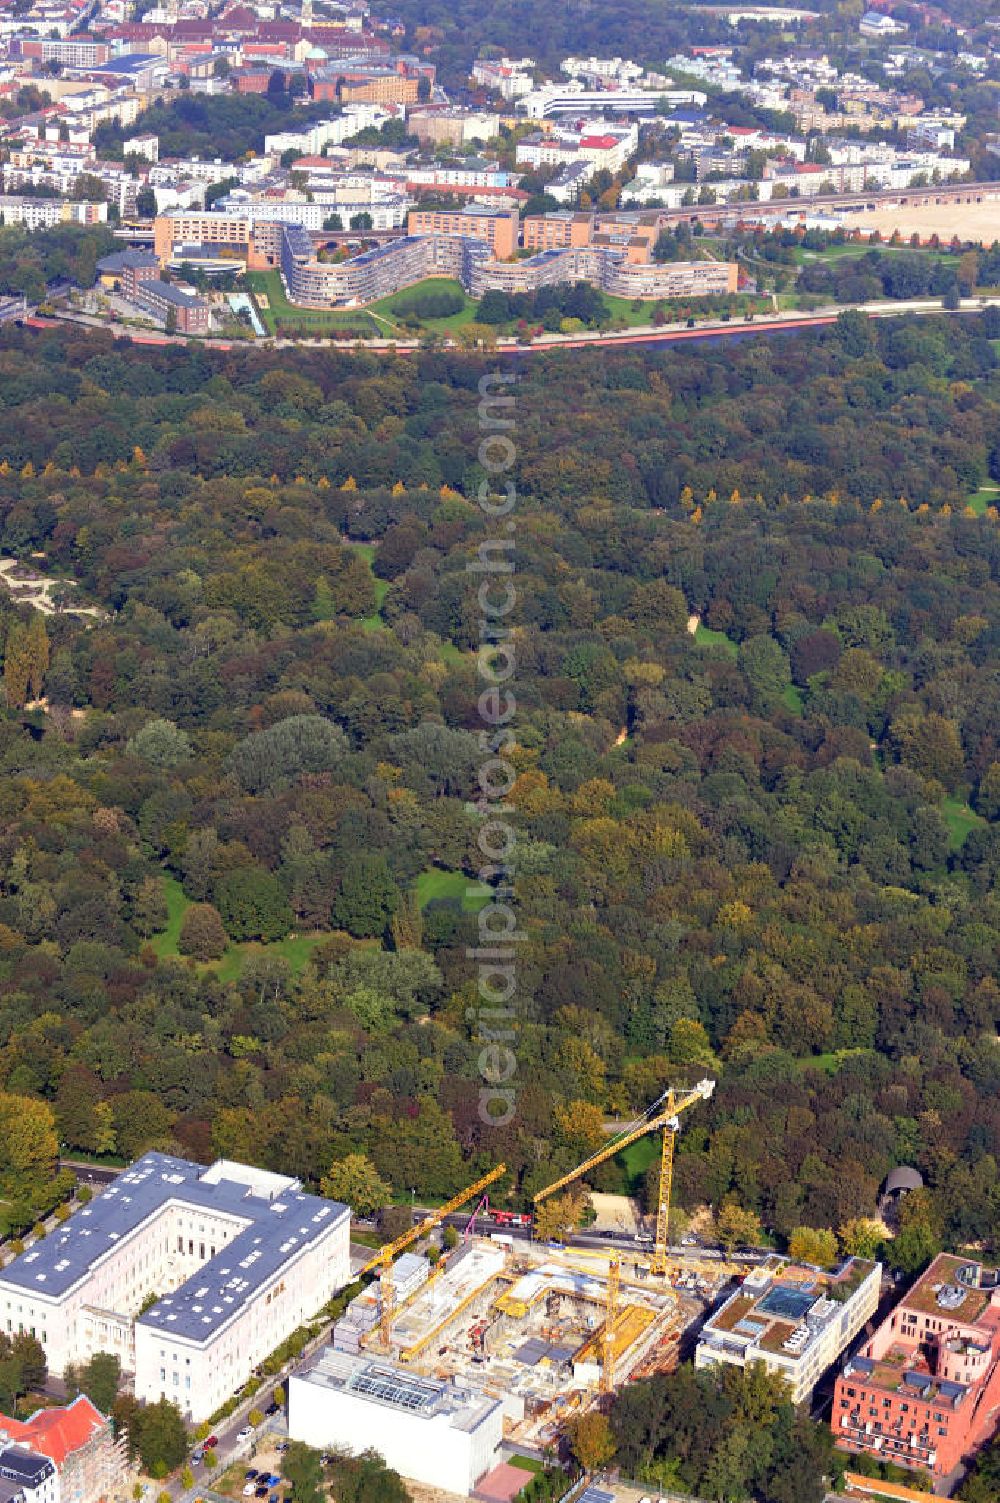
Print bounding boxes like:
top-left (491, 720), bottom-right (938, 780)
top-left (0, 1156), bottom-right (351, 1422)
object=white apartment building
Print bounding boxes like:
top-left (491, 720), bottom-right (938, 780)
top-left (517, 122), bottom-right (637, 175)
top-left (0, 1155), bottom-right (351, 1424)
top-left (0, 1447), bottom-right (58, 1503)
top-left (219, 187), bottom-right (407, 231)
top-left (0, 197), bottom-right (107, 228)
top-left (471, 56), bottom-right (535, 100)
top-left (696, 1256), bottom-right (881, 1404)
top-left (263, 105), bottom-right (389, 158)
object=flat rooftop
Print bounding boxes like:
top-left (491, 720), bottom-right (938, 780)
top-left (700, 1258), bottom-right (878, 1366)
top-left (0, 1153), bottom-right (349, 1343)
top-left (296, 1349), bottom-right (502, 1436)
top-left (901, 1254), bottom-right (1000, 1326)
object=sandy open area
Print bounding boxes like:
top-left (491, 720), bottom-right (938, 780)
top-left (836, 200), bottom-right (1000, 245)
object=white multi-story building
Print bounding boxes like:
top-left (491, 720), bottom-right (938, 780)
top-left (0, 1155), bottom-right (351, 1424)
top-left (696, 1256), bottom-right (881, 1404)
top-left (289, 1350), bottom-right (503, 1497)
top-left (263, 105), bottom-right (390, 158)
top-left (0, 197), bottom-right (107, 229)
top-left (518, 84), bottom-right (706, 117)
top-left (517, 122), bottom-right (637, 175)
top-left (471, 56), bottom-right (535, 100)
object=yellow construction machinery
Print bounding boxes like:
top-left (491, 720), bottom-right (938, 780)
top-left (533, 1080), bottom-right (716, 1277)
top-left (358, 1163), bottom-right (507, 1350)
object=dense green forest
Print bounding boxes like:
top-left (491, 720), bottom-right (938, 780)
top-left (0, 314), bottom-right (999, 1266)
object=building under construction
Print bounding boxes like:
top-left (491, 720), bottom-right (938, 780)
top-left (331, 1237), bottom-right (719, 1452)
top-left (309, 1080), bottom-right (727, 1470)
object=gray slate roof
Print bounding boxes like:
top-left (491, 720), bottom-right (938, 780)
top-left (0, 1153), bottom-right (349, 1345)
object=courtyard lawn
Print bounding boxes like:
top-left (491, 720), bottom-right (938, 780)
top-left (508, 1457), bottom-right (544, 1474)
top-left (599, 292), bottom-right (768, 328)
top-left (368, 277), bottom-right (478, 332)
top-left (246, 270), bottom-right (377, 338)
top-left (415, 867), bottom-right (490, 913)
top-left (694, 622), bottom-right (739, 658)
top-left (940, 796), bottom-right (986, 852)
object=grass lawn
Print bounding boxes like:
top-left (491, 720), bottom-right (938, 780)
top-left (967, 485), bottom-right (999, 516)
top-left (362, 576), bottom-right (390, 633)
top-left (344, 540), bottom-right (390, 631)
top-left (150, 875), bottom-right (189, 958)
top-left (600, 292), bottom-right (767, 328)
top-left (795, 1048), bottom-right (871, 1076)
top-left (508, 1457), bottom-right (544, 1474)
top-left (941, 795), bottom-right (985, 851)
top-left (694, 622), bottom-right (739, 658)
top-left (438, 641), bottom-right (465, 663)
top-left (617, 1134), bottom-right (658, 1193)
top-left (368, 277), bottom-right (478, 332)
top-left (149, 876), bottom-right (322, 980)
top-left (210, 931), bottom-right (323, 983)
top-left (415, 867), bottom-right (490, 913)
top-left (792, 243), bottom-right (960, 266)
top-left (781, 682), bottom-right (804, 715)
top-left (246, 270), bottom-right (377, 337)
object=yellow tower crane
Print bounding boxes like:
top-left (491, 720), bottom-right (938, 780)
top-left (358, 1163), bottom-right (507, 1351)
top-left (533, 1080), bottom-right (715, 1277)
top-left (600, 1254), bottom-right (621, 1396)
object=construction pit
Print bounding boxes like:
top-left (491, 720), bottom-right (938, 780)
top-left (334, 1239), bottom-right (727, 1448)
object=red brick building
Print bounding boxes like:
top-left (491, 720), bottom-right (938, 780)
top-left (833, 1253), bottom-right (1000, 1480)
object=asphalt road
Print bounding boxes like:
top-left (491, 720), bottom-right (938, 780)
top-left (59, 1159), bottom-right (120, 1186)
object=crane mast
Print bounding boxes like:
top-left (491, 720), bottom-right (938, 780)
top-left (359, 1163), bottom-right (507, 1351)
top-left (600, 1255), bottom-right (621, 1395)
top-left (533, 1080), bottom-right (715, 1277)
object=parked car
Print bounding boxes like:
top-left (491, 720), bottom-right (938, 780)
top-left (243, 1485), bottom-right (256, 1495)
top-left (205, 1436), bottom-right (219, 1449)
top-left (236, 1427), bottom-right (253, 1443)
top-left (265, 1403), bottom-right (280, 1416)
top-left (264, 1474), bottom-right (282, 1485)
top-left (255, 1487), bottom-right (270, 1498)
top-left (245, 1472), bottom-right (258, 1482)
top-left (191, 1450), bottom-right (204, 1465)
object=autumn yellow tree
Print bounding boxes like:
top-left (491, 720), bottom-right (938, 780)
top-left (0, 1093), bottom-right (58, 1199)
top-left (566, 1410), bottom-right (616, 1472)
top-left (533, 1188), bottom-right (590, 1243)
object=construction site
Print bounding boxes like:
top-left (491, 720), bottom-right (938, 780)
top-left (305, 1081), bottom-right (746, 1460)
top-left (329, 1234), bottom-right (725, 1451)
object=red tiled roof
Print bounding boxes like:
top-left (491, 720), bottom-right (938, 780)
top-left (0, 1396), bottom-right (106, 1467)
top-left (579, 134), bottom-right (618, 149)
